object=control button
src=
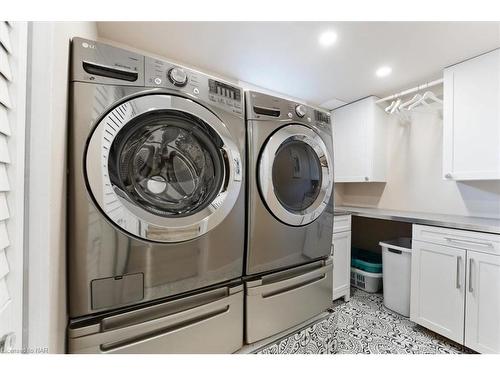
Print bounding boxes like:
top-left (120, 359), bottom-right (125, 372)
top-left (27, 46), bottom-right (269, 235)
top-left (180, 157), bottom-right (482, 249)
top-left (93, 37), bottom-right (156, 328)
top-left (193, 87), bottom-right (200, 95)
top-left (288, 112), bottom-right (293, 118)
top-left (295, 104), bottom-right (307, 117)
top-left (307, 117), bottom-right (312, 122)
top-left (154, 77), bottom-right (162, 85)
top-left (168, 67), bottom-right (188, 87)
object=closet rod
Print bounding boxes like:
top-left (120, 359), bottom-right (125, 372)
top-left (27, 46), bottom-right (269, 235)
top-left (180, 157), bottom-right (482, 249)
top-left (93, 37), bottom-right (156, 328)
top-left (375, 78), bottom-right (443, 103)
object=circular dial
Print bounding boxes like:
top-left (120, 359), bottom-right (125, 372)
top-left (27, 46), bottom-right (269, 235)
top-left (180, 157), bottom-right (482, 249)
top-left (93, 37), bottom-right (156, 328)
top-left (168, 67), bottom-right (188, 87)
top-left (295, 104), bottom-right (307, 117)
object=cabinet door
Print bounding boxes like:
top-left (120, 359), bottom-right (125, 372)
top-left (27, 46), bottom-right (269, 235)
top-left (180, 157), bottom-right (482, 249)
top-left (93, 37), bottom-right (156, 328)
top-left (443, 49), bottom-right (500, 180)
top-left (333, 100), bottom-right (368, 182)
top-left (465, 251), bottom-right (500, 353)
top-left (410, 240), bottom-right (466, 344)
top-left (332, 231), bottom-right (351, 301)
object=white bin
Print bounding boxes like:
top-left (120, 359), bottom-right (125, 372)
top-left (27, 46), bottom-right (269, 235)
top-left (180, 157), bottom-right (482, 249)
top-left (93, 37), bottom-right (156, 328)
top-left (379, 238), bottom-right (412, 317)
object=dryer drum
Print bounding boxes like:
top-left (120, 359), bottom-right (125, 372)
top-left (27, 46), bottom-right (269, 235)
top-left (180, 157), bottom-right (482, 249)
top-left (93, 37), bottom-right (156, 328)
top-left (108, 110), bottom-right (225, 218)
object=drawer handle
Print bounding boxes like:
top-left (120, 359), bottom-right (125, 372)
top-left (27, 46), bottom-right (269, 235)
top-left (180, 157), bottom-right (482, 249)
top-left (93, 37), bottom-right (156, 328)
top-left (247, 264), bottom-right (331, 297)
top-left (445, 237), bottom-right (494, 248)
top-left (456, 256), bottom-right (461, 289)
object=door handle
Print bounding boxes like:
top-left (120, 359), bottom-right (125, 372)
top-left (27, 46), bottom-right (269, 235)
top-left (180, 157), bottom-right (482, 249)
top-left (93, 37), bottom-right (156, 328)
top-left (456, 256), bottom-right (461, 289)
top-left (468, 258), bottom-right (474, 293)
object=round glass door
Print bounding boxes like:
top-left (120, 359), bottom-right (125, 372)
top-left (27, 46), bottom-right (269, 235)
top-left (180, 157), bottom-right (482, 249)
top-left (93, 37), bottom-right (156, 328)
top-left (108, 110), bottom-right (224, 218)
top-left (85, 94), bottom-right (242, 242)
top-left (258, 124), bottom-right (332, 226)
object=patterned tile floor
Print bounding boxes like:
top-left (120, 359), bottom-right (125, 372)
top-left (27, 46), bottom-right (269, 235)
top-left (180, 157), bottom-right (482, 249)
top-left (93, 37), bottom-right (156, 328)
top-left (258, 288), bottom-right (474, 354)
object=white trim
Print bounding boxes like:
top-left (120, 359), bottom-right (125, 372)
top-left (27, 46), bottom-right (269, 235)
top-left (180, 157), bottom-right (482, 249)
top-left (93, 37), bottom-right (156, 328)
top-left (1, 21), bottom-right (28, 352)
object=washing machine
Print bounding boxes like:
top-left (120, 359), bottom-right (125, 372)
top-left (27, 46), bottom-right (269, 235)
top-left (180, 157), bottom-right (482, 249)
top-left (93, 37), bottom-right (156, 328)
top-left (244, 91), bottom-right (334, 343)
top-left (67, 38), bottom-right (245, 353)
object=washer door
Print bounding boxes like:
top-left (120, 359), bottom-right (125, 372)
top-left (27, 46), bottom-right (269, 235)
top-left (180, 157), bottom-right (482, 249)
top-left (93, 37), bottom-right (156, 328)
top-left (258, 124), bottom-right (332, 226)
top-left (85, 94), bottom-right (242, 242)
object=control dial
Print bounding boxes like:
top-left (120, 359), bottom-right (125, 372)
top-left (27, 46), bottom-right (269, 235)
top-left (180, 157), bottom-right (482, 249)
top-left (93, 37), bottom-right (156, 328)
top-left (168, 67), bottom-right (188, 87)
top-left (295, 104), bottom-right (307, 118)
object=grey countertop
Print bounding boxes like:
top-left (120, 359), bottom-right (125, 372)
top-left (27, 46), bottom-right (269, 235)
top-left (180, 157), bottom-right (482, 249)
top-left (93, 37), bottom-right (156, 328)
top-left (335, 206), bottom-right (500, 235)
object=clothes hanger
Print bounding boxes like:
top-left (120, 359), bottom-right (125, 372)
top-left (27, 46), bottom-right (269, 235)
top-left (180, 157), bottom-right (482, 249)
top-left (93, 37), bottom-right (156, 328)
top-left (407, 90), bottom-right (442, 110)
top-left (390, 98), bottom-right (402, 114)
top-left (385, 100), bottom-right (397, 113)
top-left (399, 93), bottom-right (422, 110)
top-left (422, 91), bottom-right (443, 104)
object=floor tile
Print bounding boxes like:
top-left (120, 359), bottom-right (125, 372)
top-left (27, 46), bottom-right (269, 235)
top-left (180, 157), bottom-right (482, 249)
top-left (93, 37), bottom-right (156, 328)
top-left (257, 288), bottom-right (474, 354)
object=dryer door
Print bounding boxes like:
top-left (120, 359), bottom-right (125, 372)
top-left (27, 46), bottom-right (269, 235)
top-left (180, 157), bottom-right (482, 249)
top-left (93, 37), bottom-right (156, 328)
top-left (258, 124), bottom-right (333, 226)
top-left (85, 94), bottom-right (242, 243)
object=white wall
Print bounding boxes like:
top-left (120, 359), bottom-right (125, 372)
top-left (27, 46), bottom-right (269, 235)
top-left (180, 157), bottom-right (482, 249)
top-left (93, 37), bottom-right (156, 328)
top-left (27, 21), bottom-right (97, 354)
top-left (336, 106), bottom-right (500, 219)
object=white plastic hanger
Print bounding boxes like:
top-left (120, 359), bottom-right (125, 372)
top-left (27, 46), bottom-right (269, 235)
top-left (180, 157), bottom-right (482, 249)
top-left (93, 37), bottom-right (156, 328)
top-left (390, 98), bottom-right (402, 114)
top-left (422, 91), bottom-right (443, 104)
top-left (399, 93), bottom-right (422, 110)
top-left (408, 91), bottom-right (442, 110)
top-left (385, 100), bottom-right (397, 113)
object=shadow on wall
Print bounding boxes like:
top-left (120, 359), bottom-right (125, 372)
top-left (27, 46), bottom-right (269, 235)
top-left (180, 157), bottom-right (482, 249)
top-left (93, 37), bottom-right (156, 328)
top-left (457, 181), bottom-right (500, 219)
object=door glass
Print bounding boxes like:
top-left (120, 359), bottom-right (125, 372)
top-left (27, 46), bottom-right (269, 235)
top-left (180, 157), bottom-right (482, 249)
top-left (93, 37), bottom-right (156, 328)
top-left (271, 139), bottom-right (322, 213)
top-left (108, 110), bottom-right (224, 217)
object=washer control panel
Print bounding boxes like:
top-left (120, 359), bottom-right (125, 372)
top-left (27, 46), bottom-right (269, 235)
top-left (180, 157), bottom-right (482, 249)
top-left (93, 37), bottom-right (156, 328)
top-left (145, 57), bottom-right (243, 116)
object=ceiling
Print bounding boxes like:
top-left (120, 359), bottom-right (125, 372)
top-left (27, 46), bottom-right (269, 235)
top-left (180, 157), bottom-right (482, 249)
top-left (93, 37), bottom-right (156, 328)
top-left (97, 22), bottom-right (500, 108)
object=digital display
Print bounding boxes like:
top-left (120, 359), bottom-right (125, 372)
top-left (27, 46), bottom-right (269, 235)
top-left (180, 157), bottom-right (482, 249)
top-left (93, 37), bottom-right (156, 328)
top-left (209, 79), bottom-right (241, 101)
top-left (314, 110), bottom-right (330, 124)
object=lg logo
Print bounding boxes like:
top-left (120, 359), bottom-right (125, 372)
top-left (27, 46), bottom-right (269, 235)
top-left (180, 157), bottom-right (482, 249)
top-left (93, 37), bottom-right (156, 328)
top-left (82, 42), bottom-right (95, 49)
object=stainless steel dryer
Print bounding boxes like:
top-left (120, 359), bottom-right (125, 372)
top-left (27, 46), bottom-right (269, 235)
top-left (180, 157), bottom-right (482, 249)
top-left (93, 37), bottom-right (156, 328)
top-left (245, 91), bottom-right (334, 343)
top-left (67, 38), bottom-right (245, 353)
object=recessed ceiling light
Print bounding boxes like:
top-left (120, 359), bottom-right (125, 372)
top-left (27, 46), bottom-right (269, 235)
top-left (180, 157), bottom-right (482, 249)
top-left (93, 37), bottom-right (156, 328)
top-left (376, 66), bottom-right (392, 78)
top-left (318, 31), bottom-right (338, 47)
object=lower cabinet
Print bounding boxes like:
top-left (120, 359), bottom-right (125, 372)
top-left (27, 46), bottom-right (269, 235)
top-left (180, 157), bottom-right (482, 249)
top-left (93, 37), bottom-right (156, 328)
top-left (465, 251), bottom-right (500, 354)
top-left (332, 215), bottom-right (351, 301)
top-left (332, 231), bottom-right (351, 301)
top-left (410, 241), bottom-right (466, 343)
top-left (411, 224), bottom-right (500, 353)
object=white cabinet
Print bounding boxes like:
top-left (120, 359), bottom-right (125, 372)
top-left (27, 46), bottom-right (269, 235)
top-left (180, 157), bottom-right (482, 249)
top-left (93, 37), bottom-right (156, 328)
top-left (410, 241), bottom-right (466, 343)
top-left (465, 251), bottom-right (500, 353)
top-left (332, 215), bottom-right (351, 301)
top-left (443, 49), bottom-right (500, 180)
top-left (332, 96), bottom-right (387, 182)
top-left (411, 224), bottom-right (500, 353)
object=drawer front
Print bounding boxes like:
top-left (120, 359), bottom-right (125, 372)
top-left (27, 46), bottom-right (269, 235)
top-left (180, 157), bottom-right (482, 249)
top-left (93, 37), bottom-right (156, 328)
top-left (333, 214), bottom-right (352, 234)
top-left (68, 286), bottom-right (244, 354)
top-left (245, 259), bottom-right (333, 344)
top-left (413, 224), bottom-right (500, 256)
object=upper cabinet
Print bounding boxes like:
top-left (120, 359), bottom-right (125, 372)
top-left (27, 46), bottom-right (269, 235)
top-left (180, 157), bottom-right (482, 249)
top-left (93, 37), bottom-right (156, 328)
top-left (443, 49), bottom-right (500, 180)
top-left (332, 96), bottom-right (387, 183)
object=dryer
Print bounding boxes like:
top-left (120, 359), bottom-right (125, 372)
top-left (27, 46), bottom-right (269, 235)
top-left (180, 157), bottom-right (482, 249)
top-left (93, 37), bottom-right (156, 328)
top-left (244, 91), bottom-right (334, 343)
top-left (67, 38), bottom-right (245, 353)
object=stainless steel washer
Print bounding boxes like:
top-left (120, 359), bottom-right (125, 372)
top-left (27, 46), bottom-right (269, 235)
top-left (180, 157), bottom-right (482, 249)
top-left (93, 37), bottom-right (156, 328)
top-left (245, 91), bottom-right (334, 343)
top-left (67, 38), bottom-right (246, 353)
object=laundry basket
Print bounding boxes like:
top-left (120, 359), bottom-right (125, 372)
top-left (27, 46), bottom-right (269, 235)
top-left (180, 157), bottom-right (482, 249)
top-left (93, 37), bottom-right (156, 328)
top-left (380, 238), bottom-right (412, 317)
top-left (350, 248), bottom-right (383, 293)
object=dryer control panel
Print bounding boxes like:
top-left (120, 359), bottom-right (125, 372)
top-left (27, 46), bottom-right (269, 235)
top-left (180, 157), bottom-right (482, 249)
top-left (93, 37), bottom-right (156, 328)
top-left (246, 90), bottom-right (331, 128)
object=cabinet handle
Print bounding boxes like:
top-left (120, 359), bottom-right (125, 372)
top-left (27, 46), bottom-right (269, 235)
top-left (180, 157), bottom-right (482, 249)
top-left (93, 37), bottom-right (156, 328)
top-left (445, 173), bottom-right (452, 179)
top-left (445, 237), bottom-right (493, 248)
top-left (469, 258), bottom-right (474, 293)
top-left (456, 256), bottom-right (461, 289)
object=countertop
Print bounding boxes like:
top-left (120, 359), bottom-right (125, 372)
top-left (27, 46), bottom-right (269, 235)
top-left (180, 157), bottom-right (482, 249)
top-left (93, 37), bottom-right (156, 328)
top-left (335, 206), bottom-right (500, 235)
